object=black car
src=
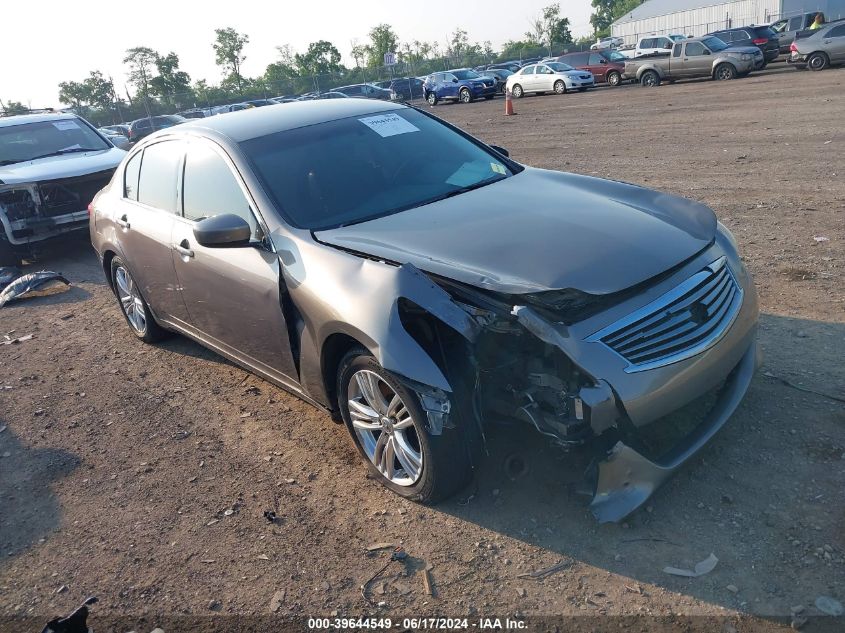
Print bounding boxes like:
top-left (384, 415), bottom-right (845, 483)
top-left (479, 68), bottom-right (513, 94)
top-left (708, 25), bottom-right (780, 63)
top-left (486, 61), bottom-right (522, 73)
top-left (389, 77), bottom-right (424, 100)
top-left (128, 115), bottom-right (187, 142)
top-left (332, 83), bottom-right (393, 100)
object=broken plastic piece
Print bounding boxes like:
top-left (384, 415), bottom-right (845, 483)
top-left (0, 271), bottom-right (70, 308)
top-left (663, 553), bottom-right (719, 577)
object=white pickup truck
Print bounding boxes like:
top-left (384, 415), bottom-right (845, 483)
top-left (619, 34), bottom-right (687, 58)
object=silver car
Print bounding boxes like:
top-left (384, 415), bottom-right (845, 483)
top-left (789, 20), bottom-right (845, 70)
top-left (506, 62), bottom-right (595, 97)
top-left (90, 100), bottom-right (759, 522)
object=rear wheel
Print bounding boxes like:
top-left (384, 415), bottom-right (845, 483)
top-left (714, 63), bottom-right (737, 80)
top-left (426, 92), bottom-right (438, 106)
top-left (337, 348), bottom-right (475, 503)
top-left (807, 52), bottom-right (829, 71)
top-left (554, 80), bottom-right (566, 94)
top-left (110, 257), bottom-right (169, 343)
top-left (606, 70), bottom-right (622, 86)
top-left (458, 87), bottom-right (473, 103)
top-left (511, 84), bottom-right (524, 98)
top-left (640, 70), bottom-right (660, 87)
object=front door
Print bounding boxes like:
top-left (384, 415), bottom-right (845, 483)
top-left (115, 140), bottom-right (190, 322)
top-left (680, 41), bottom-right (713, 77)
top-left (587, 53), bottom-right (608, 81)
top-left (170, 139), bottom-right (298, 381)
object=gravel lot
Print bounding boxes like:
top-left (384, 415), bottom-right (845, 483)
top-left (1, 64), bottom-right (843, 632)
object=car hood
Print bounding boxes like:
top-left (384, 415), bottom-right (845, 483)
top-left (315, 168), bottom-right (717, 295)
top-left (0, 147), bottom-right (125, 185)
top-left (562, 70), bottom-right (592, 77)
top-left (724, 46), bottom-right (762, 56)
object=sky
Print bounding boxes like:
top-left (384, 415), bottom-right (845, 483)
top-left (0, 0), bottom-right (594, 108)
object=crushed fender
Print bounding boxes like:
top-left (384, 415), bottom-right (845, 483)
top-left (0, 271), bottom-right (70, 308)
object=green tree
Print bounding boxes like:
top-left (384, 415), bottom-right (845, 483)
top-left (350, 42), bottom-right (368, 69)
top-left (149, 52), bottom-right (192, 104)
top-left (213, 27), bottom-right (249, 93)
top-left (58, 80), bottom-right (89, 112)
top-left (294, 40), bottom-right (343, 76)
top-left (83, 71), bottom-right (116, 111)
top-left (1, 100), bottom-right (28, 115)
top-left (364, 23), bottom-right (399, 68)
top-left (123, 47), bottom-right (158, 96)
top-left (528, 4), bottom-right (573, 55)
top-left (590, 0), bottom-right (644, 35)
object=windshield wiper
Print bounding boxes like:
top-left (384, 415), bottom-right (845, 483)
top-left (24, 147), bottom-right (105, 161)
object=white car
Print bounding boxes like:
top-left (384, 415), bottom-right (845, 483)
top-left (505, 62), bottom-right (595, 97)
top-left (591, 36), bottom-right (624, 50)
top-left (619, 34), bottom-right (688, 58)
top-left (0, 112), bottom-right (125, 265)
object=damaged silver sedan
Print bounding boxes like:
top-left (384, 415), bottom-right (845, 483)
top-left (90, 100), bottom-right (759, 521)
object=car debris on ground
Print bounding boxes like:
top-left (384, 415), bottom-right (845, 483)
top-left (0, 270), bottom-right (69, 307)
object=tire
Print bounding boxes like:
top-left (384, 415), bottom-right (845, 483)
top-left (337, 347), bottom-right (475, 504)
top-left (640, 70), bottom-right (660, 87)
top-left (0, 240), bottom-right (20, 267)
top-left (426, 92), bottom-right (438, 106)
top-left (606, 70), bottom-right (622, 87)
top-left (458, 87), bottom-right (472, 103)
top-left (807, 52), bottom-right (829, 71)
top-left (554, 80), bottom-right (566, 94)
top-left (110, 256), bottom-right (169, 343)
top-left (511, 84), bottom-right (524, 98)
top-left (714, 63), bottom-right (737, 80)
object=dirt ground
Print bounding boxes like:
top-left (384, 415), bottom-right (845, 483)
top-left (1, 64), bottom-right (843, 632)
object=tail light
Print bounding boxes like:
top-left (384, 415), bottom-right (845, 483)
top-left (790, 42), bottom-right (798, 52)
top-left (87, 203), bottom-right (94, 217)
top-left (752, 38), bottom-right (768, 45)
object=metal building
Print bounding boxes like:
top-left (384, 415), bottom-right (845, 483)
top-left (611, 0), bottom-right (845, 44)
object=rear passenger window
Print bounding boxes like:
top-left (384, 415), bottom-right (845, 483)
top-left (182, 143), bottom-right (257, 236)
top-left (137, 140), bottom-right (184, 213)
top-left (123, 151), bottom-right (142, 200)
top-left (828, 25), bottom-right (845, 37)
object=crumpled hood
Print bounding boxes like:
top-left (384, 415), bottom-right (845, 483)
top-left (0, 147), bottom-right (125, 185)
top-left (315, 168), bottom-right (717, 295)
top-left (724, 45), bottom-right (763, 56)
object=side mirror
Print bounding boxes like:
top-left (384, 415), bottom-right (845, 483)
top-left (704, 50), bottom-right (711, 55)
top-left (452, 78), bottom-right (459, 83)
top-left (600, 58), bottom-right (608, 63)
top-left (490, 145), bottom-right (510, 157)
top-left (193, 214), bottom-right (252, 247)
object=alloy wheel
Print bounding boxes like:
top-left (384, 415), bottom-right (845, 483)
top-left (347, 369), bottom-right (423, 486)
top-left (114, 265), bottom-right (147, 335)
top-left (554, 80), bottom-right (566, 94)
top-left (459, 88), bottom-right (471, 103)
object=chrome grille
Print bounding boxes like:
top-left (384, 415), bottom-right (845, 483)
top-left (587, 257), bottom-right (743, 373)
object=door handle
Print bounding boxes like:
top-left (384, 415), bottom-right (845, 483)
top-left (117, 215), bottom-right (130, 229)
top-left (174, 239), bottom-right (194, 258)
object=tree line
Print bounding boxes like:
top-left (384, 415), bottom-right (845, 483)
top-left (2, 1), bottom-right (645, 125)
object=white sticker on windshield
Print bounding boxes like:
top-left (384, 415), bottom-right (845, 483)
top-left (358, 113), bottom-right (419, 138)
top-left (52, 120), bottom-right (81, 131)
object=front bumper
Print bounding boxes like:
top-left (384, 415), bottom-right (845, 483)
top-left (471, 85), bottom-right (498, 98)
top-left (788, 53), bottom-right (808, 66)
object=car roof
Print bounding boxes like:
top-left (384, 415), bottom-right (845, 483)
top-left (0, 111), bottom-right (79, 128)
top-left (179, 99), bottom-right (405, 143)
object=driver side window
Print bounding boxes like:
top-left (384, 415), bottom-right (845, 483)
top-left (685, 42), bottom-right (707, 56)
top-left (182, 143), bottom-right (259, 238)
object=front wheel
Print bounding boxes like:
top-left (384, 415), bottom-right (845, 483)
top-left (640, 70), bottom-right (660, 87)
top-left (337, 348), bottom-right (474, 503)
top-left (807, 52), bottom-right (829, 71)
top-left (511, 84), bottom-right (524, 98)
top-left (554, 80), bottom-right (566, 94)
top-left (426, 92), bottom-right (438, 106)
top-left (458, 87), bottom-right (473, 103)
top-left (110, 257), bottom-right (169, 343)
top-left (606, 70), bottom-right (622, 87)
top-left (714, 63), bottom-right (737, 80)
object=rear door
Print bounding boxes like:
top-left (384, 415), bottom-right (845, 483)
top-left (170, 139), bottom-right (298, 379)
top-left (115, 140), bottom-right (190, 322)
top-left (441, 73), bottom-right (459, 99)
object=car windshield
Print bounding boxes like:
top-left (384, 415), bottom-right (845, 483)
top-left (605, 50), bottom-right (627, 62)
top-left (670, 34), bottom-right (686, 41)
top-left (242, 108), bottom-right (519, 230)
top-left (0, 118), bottom-right (110, 165)
top-left (452, 69), bottom-right (482, 80)
top-left (546, 62), bottom-right (575, 72)
top-left (703, 36), bottom-right (730, 51)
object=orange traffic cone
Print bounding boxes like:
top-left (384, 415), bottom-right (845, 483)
top-left (505, 88), bottom-right (515, 116)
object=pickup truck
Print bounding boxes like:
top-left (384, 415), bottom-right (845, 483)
top-left (624, 36), bottom-right (764, 86)
top-left (619, 34), bottom-right (687, 58)
top-left (770, 12), bottom-right (830, 53)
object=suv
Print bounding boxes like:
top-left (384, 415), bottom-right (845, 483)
top-left (423, 69), bottom-right (497, 105)
top-left (0, 112), bottom-right (125, 265)
top-left (708, 25), bottom-right (780, 64)
top-left (389, 77), bottom-right (425, 100)
top-left (128, 114), bottom-right (187, 142)
top-left (557, 50), bottom-right (627, 86)
top-left (789, 20), bottom-right (845, 70)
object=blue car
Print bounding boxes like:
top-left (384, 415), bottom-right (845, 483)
top-left (423, 69), bottom-right (497, 105)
